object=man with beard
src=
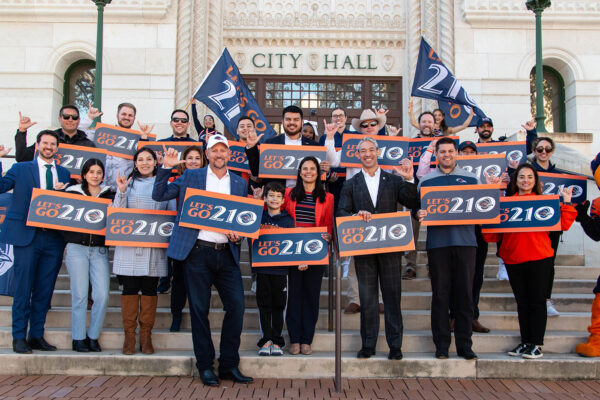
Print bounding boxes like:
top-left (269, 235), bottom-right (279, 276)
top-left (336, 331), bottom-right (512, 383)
top-left (476, 117), bottom-right (538, 151)
top-left (244, 105), bottom-right (331, 188)
top-left (0, 131), bottom-right (71, 354)
top-left (159, 109), bottom-right (197, 142)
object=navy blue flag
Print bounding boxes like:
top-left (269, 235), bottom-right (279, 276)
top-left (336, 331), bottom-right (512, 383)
top-left (411, 38), bottom-right (487, 126)
top-left (0, 193), bottom-right (14, 297)
top-left (193, 48), bottom-right (276, 140)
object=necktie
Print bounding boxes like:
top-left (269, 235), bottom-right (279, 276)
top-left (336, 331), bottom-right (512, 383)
top-left (45, 164), bottom-right (53, 190)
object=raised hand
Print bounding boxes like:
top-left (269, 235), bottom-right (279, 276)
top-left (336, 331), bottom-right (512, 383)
top-left (373, 108), bottom-right (389, 117)
top-left (116, 172), bottom-right (131, 194)
top-left (0, 145), bottom-right (12, 158)
top-left (483, 171), bottom-right (501, 185)
top-left (162, 145), bottom-right (185, 169)
top-left (559, 186), bottom-right (573, 204)
top-left (245, 129), bottom-right (264, 148)
top-left (408, 99), bottom-right (413, 112)
top-left (521, 119), bottom-right (536, 131)
top-left (18, 111), bottom-right (37, 132)
top-left (387, 125), bottom-right (402, 136)
top-left (137, 121), bottom-right (155, 140)
top-left (508, 157), bottom-right (521, 169)
top-left (54, 180), bottom-right (68, 191)
top-left (328, 171), bottom-right (338, 182)
top-left (87, 102), bottom-right (103, 120)
top-left (323, 119), bottom-right (337, 139)
top-left (252, 186), bottom-right (264, 199)
top-left (393, 158), bottom-right (414, 181)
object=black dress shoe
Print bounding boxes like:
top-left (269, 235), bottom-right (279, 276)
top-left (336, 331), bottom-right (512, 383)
top-left (170, 314), bottom-right (182, 332)
top-left (435, 349), bottom-right (449, 359)
top-left (388, 348), bottom-right (403, 360)
top-left (13, 339), bottom-right (32, 354)
top-left (28, 337), bottom-right (56, 351)
top-left (457, 348), bottom-right (478, 360)
top-left (199, 369), bottom-right (219, 386)
top-left (218, 367), bottom-right (254, 383)
top-left (72, 339), bottom-right (90, 352)
top-left (357, 347), bottom-right (376, 359)
top-left (86, 337), bottom-right (101, 352)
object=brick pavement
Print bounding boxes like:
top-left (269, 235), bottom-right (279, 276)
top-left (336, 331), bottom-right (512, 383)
top-left (0, 375), bottom-right (599, 399)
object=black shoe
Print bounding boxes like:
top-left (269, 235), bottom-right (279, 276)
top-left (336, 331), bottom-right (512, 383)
top-left (357, 347), bottom-right (376, 359)
top-left (12, 339), bottom-right (32, 354)
top-left (170, 314), bottom-right (182, 332)
top-left (28, 337), bottom-right (57, 351)
top-left (199, 369), bottom-right (219, 386)
top-left (435, 349), bottom-right (449, 359)
top-left (218, 367), bottom-right (253, 383)
top-left (86, 337), bottom-right (101, 352)
top-left (72, 339), bottom-right (90, 352)
top-left (457, 348), bottom-right (478, 360)
top-left (388, 348), bottom-right (403, 360)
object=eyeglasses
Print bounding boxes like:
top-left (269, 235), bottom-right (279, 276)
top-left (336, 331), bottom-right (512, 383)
top-left (332, 114), bottom-right (345, 119)
top-left (61, 114), bottom-right (79, 120)
top-left (535, 146), bottom-right (553, 153)
top-left (360, 121), bottom-right (378, 128)
top-left (172, 118), bottom-right (189, 123)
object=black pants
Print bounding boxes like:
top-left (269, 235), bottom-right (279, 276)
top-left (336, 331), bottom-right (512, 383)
top-left (256, 273), bottom-right (287, 347)
top-left (428, 246), bottom-right (476, 353)
top-left (170, 258), bottom-right (187, 317)
top-left (506, 257), bottom-right (553, 346)
top-left (286, 265), bottom-right (324, 344)
top-left (547, 231), bottom-right (561, 299)
top-left (354, 252), bottom-right (404, 350)
top-left (119, 275), bottom-right (158, 296)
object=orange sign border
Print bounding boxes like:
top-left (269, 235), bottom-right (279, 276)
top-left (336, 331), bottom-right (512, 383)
top-left (340, 134), bottom-right (411, 169)
top-left (104, 207), bottom-right (177, 248)
top-left (258, 143), bottom-right (328, 180)
top-left (227, 140), bottom-right (251, 173)
top-left (95, 123), bottom-right (157, 159)
top-left (481, 195), bottom-right (562, 233)
top-left (252, 227), bottom-right (329, 267)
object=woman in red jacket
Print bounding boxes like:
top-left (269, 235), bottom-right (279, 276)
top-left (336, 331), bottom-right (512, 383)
top-left (282, 156), bottom-right (334, 356)
top-left (484, 163), bottom-right (577, 359)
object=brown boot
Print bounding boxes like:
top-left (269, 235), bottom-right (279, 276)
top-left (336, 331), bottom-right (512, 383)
top-left (576, 293), bottom-right (600, 357)
top-left (139, 295), bottom-right (158, 354)
top-left (121, 295), bottom-right (139, 355)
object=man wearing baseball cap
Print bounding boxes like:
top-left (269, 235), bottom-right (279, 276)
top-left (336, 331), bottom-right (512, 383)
top-left (153, 134), bottom-right (252, 386)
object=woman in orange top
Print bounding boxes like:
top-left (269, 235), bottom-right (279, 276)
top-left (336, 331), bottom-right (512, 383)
top-left (483, 163), bottom-right (576, 359)
top-left (282, 156), bottom-right (334, 356)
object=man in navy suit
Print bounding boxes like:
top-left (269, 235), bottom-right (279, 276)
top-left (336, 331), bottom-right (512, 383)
top-left (153, 134), bottom-right (252, 386)
top-left (0, 130), bottom-right (71, 354)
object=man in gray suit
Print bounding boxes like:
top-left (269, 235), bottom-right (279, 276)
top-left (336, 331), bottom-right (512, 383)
top-left (337, 137), bottom-right (419, 360)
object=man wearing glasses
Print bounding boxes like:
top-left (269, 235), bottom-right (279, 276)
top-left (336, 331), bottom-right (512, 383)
top-left (14, 104), bottom-right (96, 162)
top-left (159, 109), bottom-right (197, 143)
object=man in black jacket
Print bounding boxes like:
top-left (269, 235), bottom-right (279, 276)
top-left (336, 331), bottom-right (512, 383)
top-left (15, 104), bottom-right (97, 162)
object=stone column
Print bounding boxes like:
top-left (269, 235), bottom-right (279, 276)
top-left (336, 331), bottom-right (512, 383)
top-left (439, 0), bottom-right (455, 73)
top-left (407, 0), bottom-right (423, 123)
top-left (422, 0), bottom-right (438, 112)
top-left (175, 0), bottom-right (194, 109)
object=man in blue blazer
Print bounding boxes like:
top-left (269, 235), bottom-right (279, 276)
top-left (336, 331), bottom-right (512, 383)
top-left (0, 130), bottom-right (71, 354)
top-left (153, 134), bottom-right (252, 386)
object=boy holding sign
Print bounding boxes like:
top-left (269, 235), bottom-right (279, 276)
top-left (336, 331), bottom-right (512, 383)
top-left (252, 182), bottom-right (294, 356)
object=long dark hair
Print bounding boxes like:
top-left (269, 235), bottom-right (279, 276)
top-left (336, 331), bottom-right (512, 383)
top-left (80, 158), bottom-right (105, 196)
top-left (128, 147), bottom-right (158, 181)
top-left (433, 108), bottom-right (448, 133)
top-left (176, 145), bottom-right (204, 175)
top-left (507, 163), bottom-right (542, 196)
top-left (289, 156), bottom-right (326, 203)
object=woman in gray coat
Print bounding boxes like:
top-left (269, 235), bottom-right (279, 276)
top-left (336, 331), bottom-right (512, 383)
top-left (113, 147), bottom-right (176, 355)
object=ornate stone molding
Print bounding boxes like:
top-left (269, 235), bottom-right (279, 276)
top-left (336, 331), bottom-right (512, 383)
top-left (191, 0), bottom-right (209, 92)
top-left (407, 0), bottom-right (422, 118)
top-left (0, 0), bottom-right (172, 20)
top-left (175, 0), bottom-right (194, 108)
top-left (206, 1), bottom-right (224, 68)
top-left (462, 0), bottom-right (600, 27)
top-left (223, 35), bottom-right (404, 50)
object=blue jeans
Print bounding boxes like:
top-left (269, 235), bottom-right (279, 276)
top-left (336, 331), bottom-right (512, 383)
top-left (65, 243), bottom-right (110, 340)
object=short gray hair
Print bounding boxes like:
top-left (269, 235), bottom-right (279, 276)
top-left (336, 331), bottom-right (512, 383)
top-left (357, 137), bottom-right (379, 150)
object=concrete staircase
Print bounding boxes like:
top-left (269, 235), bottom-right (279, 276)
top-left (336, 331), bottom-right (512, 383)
top-left (1, 236), bottom-right (599, 379)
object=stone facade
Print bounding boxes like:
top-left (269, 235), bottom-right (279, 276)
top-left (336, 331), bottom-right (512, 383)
top-left (0, 0), bottom-right (598, 156)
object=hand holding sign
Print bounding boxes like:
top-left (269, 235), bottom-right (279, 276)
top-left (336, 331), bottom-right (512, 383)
top-left (0, 145), bottom-right (12, 158)
top-left (116, 172), bottom-right (131, 194)
top-left (357, 210), bottom-right (372, 222)
top-left (225, 231), bottom-right (241, 243)
top-left (137, 121), bottom-right (155, 140)
top-left (87, 102), bottom-right (103, 120)
top-left (559, 186), bottom-right (573, 203)
top-left (162, 145), bottom-right (186, 169)
top-left (416, 209), bottom-right (427, 222)
top-left (298, 263), bottom-right (308, 271)
top-left (321, 232), bottom-right (332, 242)
top-left (18, 112), bottom-right (37, 132)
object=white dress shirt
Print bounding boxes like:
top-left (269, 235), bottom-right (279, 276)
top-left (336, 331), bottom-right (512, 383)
top-left (197, 167), bottom-right (231, 243)
top-left (362, 167), bottom-right (381, 208)
top-left (37, 156), bottom-right (58, 190)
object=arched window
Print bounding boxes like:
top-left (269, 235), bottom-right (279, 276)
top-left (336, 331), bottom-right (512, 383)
top-left (530, 66), bottom-right (566, 132)
top-left (63, 59), bottom-right (95, 116)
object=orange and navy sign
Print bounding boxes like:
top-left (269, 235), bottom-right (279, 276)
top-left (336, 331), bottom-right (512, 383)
top-left (258, 144), bottom-right (327, 180)
top-left (179, 188), bottom-right (264, 238)
top-left (481, 195), bottom-right (562, 233)
top-left (457, 154), bottom-right (507, 180)
top-left (228, 141), bottom-right (250, 174)
top-left (335, 212), bottom-right (415, 257)
top-left (476, 141), bottom-right (526, 164)
top-left (26, 189), bottom-right (111, 235)
top-left (420, 184), bottom-right (501, 226)
top-left (139, 141), bottom-right (200, 158)
top-left (35, 144), bottom-right (107, 180)
top-left (94, 123), bottom-right (157, 159)
top-left (539, 172), bottom-right (587, 204)
top-left (408, 136), bottom-right (459, 166)
top-left (340, 134), bottom-right (410, 169)
top-left (105, 208), bottom-right (177, 248)
top-left (252, 227), bottom-right (329, 267)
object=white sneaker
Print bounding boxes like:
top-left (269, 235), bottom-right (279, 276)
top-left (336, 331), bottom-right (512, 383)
top-left (496, 260), bottom-right (509, 281)
top-left (547, 300), bottom-right (560, 317)
top-left (258, 340), bottom-right (272, 356)
top-left (271, 343), bottom-right (283, 356)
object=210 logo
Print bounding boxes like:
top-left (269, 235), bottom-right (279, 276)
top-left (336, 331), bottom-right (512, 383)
top-left (109, 221), bottom-right (174, 236)
top-left (426, 196), bottom-right (496, 214)
top-left (257, 239), bottom-right (324, 256)
top-left (346, 146), bottom-right (404, 160)
top-left (461, 164), bottom-right (502, 178)
top-left (187, 205), bottom-right (257, 226)
top-left (35, 204), bottom-right (104, 223)
top-left (499, 206), bottom-right (555, 223)
top-left (543, 183), bottom-right (584, 198)
top-left (341, 224), bottom-right (407, 244)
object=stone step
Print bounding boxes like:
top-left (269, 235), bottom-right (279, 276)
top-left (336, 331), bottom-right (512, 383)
top-left (483, 265), bottom-right (600, 280)
top-left (0, 306), bottom-right (588, 332)
top-left (0, 349), bottom-right (597, 379)
top-left (1, 289), bottom-right (593, 312)
top-left (0, 327), bottom-right (588, 354)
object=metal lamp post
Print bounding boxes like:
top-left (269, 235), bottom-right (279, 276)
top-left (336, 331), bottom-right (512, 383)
top-left (526, 0), bottom-right (551, 132)
top-left (91, 0), bottom-right (112, 126)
